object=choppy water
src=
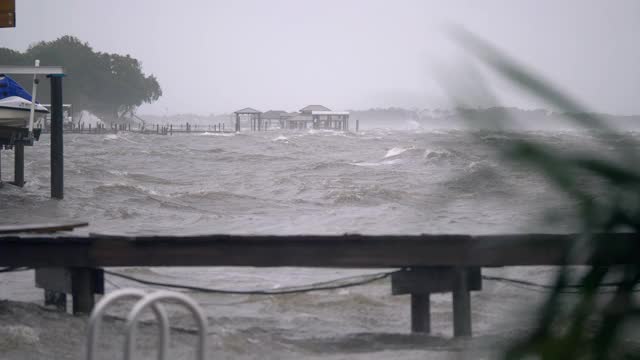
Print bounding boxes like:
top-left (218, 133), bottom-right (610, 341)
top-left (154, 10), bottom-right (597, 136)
top-left (0, 128), bottom-right (594, 235)
top-left (0, 128), bottom-right (628, 358)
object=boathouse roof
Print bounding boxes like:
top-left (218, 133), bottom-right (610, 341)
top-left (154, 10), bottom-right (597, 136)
top-left (299, 105), bottom-right (331, 113)
top-left (234, 107), bottom-right (262, 114)
top-left (262, 110), bottom-right (288, 119)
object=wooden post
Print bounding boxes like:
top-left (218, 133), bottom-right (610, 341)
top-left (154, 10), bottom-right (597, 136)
top-left (48, 74), bottom-right (64, 199)
top-left (71, 268), bottom-right (101, 314)
top-left (170, 124), bottom-right (173, 135)
top-left (453, 267), bottom-right (472, 337)
top-left (411, 293), bottom-right (430, 333)
top-left (13, 144), bottom-right (24, 187)
top-left (356, 119), bottom-right (359, 132)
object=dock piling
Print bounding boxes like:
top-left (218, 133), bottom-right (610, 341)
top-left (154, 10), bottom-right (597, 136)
top-left (411, 293), bottom-right (431, 333)
top-left (13, 144), bottom-right (24, 187)
top-left (48, 74), bottom-right (64, 199)
top-left (453, 267), bottom-right (472, 337)
top-left (71, 267), bottom-right (98, 314)
top-left (392, 267), bottom-right (480, 337)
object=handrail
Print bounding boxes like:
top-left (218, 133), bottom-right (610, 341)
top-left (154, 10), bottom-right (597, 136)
top-left (123, 291), bottom-right (209, 360)
top-left (86, 288), bottom-right (170, 360)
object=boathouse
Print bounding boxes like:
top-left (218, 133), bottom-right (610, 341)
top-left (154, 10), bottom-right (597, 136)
top-left (234, 105), bottom-right (350, 131)
top-left (233, 107), bottom-right (262, 131)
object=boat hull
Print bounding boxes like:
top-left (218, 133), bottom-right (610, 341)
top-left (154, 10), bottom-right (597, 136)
top-left (0, 96), bottom-right (49, 128)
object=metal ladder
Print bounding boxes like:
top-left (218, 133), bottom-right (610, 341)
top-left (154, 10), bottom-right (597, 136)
top-left (86, 288), bottom-right (209, 360)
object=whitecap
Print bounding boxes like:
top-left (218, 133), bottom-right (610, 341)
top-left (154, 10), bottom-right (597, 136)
top-left (198, 132), bottom-right (235, 137)
top-left (351, 159), bottom-right (403, 167)
top-left (384, 146), bottom-right (412, 158)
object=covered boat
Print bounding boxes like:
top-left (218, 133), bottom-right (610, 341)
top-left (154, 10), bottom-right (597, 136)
top-left (0, 74), bottom-right (48, 127)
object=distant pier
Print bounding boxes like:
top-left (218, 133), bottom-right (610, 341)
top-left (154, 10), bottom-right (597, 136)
top-left (50, 103), bottom-right (355, 136)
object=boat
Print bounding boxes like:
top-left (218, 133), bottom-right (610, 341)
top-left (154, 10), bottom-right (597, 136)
top-left (0, 74), bottom-right (48, 128)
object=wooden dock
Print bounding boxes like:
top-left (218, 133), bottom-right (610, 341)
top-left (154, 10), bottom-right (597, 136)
top-left (1, 232), bottom-right (637, 337)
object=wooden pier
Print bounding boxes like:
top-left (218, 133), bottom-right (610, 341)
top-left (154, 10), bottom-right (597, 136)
top-left (0, 232), bottom-right (637, 337)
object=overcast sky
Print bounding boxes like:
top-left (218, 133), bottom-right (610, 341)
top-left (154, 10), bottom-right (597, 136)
top-left (0, 1), bottom-right (638, 115)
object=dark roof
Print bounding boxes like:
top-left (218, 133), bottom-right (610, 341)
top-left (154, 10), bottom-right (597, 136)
top-left (234, 107), bottom-right (262, 114)
top-left (299, 105), bottom-right (331, 113)
top-left (262, 110), bottom-right (288, 119)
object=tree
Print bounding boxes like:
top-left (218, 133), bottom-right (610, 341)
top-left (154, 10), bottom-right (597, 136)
top-left (0, 35), bottom-right (161, 122)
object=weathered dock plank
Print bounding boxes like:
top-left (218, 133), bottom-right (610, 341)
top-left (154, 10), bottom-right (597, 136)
top-left (0, 233), bottom-right (636, 267)
top-left (0, 222), bottom-right (88, 234)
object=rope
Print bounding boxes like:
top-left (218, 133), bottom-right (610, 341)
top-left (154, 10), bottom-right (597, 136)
top-left (104, 269), bottom-right (397, 295)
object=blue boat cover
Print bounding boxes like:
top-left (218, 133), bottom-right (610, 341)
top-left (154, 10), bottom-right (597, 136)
top-left (0, 74), bottom-right (33, 101)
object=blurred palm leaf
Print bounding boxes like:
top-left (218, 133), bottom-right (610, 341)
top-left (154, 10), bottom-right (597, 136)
top-left (447, 27), bottom-right (640, 359)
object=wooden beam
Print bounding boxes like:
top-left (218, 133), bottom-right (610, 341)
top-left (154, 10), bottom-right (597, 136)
top-left (0, 233), bottom-right (637, 268)
top-left (0, 222), bottom-right (88, 234)
top-left (0, 65), bottom-right (64, 75)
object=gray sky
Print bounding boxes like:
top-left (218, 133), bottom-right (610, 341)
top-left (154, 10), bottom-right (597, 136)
top-left (1, 0), bottom-right (638, 115)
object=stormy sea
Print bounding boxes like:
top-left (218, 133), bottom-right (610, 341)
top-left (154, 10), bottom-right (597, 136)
top-left (0, 126), bottom-right (621, 359)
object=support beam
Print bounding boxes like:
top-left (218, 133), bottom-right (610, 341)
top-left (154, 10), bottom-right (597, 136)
top-left (452, 267), bottom-right (472, 337)
top-left (35, 267), bottom-right (104, 314)
top-left (48, 74), bottom-right (64, 199)
top-left (411, 293), bottom-right (430, 333)
top-left (13, 143), bottom-right (24, 187)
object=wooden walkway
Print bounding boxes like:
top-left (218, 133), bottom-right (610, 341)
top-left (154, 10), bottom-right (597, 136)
top-left (1, 232), bottom-right (636, 337)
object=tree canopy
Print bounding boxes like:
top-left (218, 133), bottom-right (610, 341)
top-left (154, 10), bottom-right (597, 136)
top-left (0, 35), bottom-right (161, 122)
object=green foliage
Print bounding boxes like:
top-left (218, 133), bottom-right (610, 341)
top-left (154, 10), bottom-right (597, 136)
top-left (451, 28), bottom-right (640, 359)
top-left (0, 35), bottom-right (161, 121)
